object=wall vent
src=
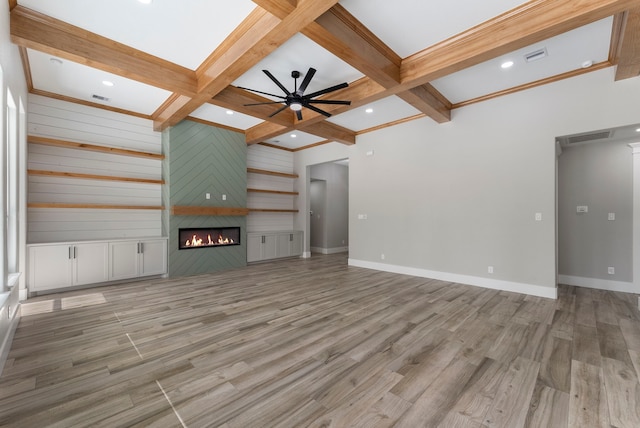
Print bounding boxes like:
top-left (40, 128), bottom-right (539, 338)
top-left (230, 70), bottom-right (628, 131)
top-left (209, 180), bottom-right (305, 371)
top-left (92, 94), bottom-right (110, 102)
top-left (566, 130), bottom-right (612, 145)
top-left (524, 48), bottom-right (548, 63)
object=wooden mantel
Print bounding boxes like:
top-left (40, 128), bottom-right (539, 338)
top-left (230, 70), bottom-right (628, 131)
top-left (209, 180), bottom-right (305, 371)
top-left (171, 206), bottom-right (249, 216)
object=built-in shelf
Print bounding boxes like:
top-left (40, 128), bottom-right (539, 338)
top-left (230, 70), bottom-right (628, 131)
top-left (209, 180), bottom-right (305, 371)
top-left (28, 169), bottom-right (164, 185)
top-left (247, 167), bottom-right (298, 179)
top-left (247, 188), bottom-right (299, 196)
top-left (28, 135), bottom-right (165, 160)
top-left (247, 168), bottom-right (298, 214)
top-left (28, 203), bottom-right (163, 210)
top-left (171, 206), bottom-right (250, 216)
top-left (248, 208), bottom-right (299, 213)
top-left (28, 136), bottom-right (164, 213)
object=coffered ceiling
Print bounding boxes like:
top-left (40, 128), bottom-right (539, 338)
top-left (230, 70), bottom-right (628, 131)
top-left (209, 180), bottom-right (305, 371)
top-left (8, 0), bottom-right (640, 151)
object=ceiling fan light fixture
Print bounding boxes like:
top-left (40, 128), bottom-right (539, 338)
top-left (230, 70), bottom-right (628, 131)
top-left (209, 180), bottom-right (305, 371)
top-left (290, 102), bottom-right (303, 111)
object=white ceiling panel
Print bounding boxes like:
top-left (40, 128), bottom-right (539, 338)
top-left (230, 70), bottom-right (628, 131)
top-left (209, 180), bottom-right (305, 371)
top-left (265, 130), bottom-right (325, 150)
top-left (340, 0), bottom-right (529, 57)
top-left (190, 104), bottom-right (263, 130)
top-left (328, 96), bottom-right (421, 132)
top-left (19, 0), bottom-right (257, 69)
top-left (28, 49), bottom-right (172, 115)
top-left (232, 34), bottom-right (364, 105)
top-left (431, 17), bottom-right (613, 104)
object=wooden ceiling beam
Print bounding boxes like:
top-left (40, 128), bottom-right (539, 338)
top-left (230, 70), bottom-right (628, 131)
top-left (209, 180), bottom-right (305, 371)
top-left (299, 121), bottom-right (356, 145)
top-left (153, 0), bottom-right (341, 131)
top-left (9, 5), bottom-right (197, 96)
top-left (612, 8), bottom-right (640, 80)
top-left (400, 0), bottom-right (640, 89)
top-left (250, 0), bottom-right (633, 138)
top-left (396, 84), bottom-right (452, 124)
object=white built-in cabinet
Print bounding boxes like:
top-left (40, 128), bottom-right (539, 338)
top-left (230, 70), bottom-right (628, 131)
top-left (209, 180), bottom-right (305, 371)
top-left (109, 239), bottom-right (168, 281)
top-left (28, 242), bottom-right (109, 292)
top-left (28, 237), bottom-right (167, 293)
top-left (247, 231), bottom-right (303, 262)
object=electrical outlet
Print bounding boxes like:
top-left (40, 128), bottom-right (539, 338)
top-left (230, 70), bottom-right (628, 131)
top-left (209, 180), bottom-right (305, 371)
top-left (205, 193), bottom-right (211, 200)
top-left (535, 212), bottom-right (542, 221)
top-left (488, 266), bottom-right (494, 274)
top-left (381, 254), bottom-right (385, 260)
top-left (608, 267), bottom-right (615, 275)
top-left (608, 213), bottom-right (615, 221)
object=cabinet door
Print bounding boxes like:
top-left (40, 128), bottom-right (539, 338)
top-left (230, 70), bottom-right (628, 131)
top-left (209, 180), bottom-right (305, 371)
top-left (277, 233), bottom-right (291, 258)
top-left (28, 245), bottom-right (73, 291)
top-left (73, 242), bottom-right (109, 286)
top-left (263, 234), bottom-right (278, 260)
top-left (246, 234), bottom-right (263, 262)
top-left (140, 239), bottom-right (167, 277)
top-left (109, 241), bottom-right (139, 281)
top-left (290, 232), bottom-right (303, 256)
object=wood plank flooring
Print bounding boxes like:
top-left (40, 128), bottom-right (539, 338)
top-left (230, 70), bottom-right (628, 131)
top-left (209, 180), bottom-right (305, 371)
top-left (1, 254), bottom-right (640, 427)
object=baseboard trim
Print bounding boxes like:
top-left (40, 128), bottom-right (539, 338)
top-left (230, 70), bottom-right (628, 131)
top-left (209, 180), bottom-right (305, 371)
top-left (558, 275), bottom-right (637, 293)
top-left (311, 246), bottom-right (348, 255)
top-left (348, 259), bottom-right (557, 299)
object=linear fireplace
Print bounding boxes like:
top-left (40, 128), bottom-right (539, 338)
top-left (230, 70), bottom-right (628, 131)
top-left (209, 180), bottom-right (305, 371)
top-left (178, 227), bottom-right (241, 250)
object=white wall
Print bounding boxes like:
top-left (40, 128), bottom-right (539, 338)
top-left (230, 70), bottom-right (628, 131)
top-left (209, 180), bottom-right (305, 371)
top-left (295, 67), bottom-right (640, 298)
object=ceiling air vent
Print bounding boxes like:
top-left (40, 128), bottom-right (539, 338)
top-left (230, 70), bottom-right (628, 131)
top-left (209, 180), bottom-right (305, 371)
top-left (566, 130), bottom-right (612, 145)
top-left (524, 48), bottom-right (548, 63)
top-left (92, 94), bottom-right (110, 102)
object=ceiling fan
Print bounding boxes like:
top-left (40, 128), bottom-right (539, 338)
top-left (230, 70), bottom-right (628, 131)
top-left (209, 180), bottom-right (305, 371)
top-left (238, 67), bottom-right (351, 120)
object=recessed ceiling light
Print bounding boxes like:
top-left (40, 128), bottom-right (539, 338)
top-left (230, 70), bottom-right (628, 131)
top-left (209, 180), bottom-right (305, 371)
top-left (102, 80), bottom-right (114, 87)
top-left (290, 134), bottom-right (297, 138)
top-left (226, 110), bottom-right (234, 115)
top-left (138, 0), bottom-right (152, 4)
top-left (50, 58), bottom-right (63, 66)
top-left (365, 108), bottom-right (373, 114)
top-left (501, 60), bottom-right (514, 69)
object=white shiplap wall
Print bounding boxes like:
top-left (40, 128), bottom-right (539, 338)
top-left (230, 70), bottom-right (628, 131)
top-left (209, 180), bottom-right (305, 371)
top-left (246, 144), bottom-right (296, 232)
top-left (27, 95), bottom-right (163, 243)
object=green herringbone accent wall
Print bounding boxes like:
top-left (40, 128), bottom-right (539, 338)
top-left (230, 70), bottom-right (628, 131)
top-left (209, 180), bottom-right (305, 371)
top-left (164, 120), bottom-right (247, 277)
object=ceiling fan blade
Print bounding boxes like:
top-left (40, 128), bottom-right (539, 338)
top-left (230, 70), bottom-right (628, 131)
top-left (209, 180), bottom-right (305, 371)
top-left (295, 109), bottom-right (303, 121)
top-left (307, 99), bottom-right (351, 105)
top-left (296, 67), bottom-right (316, 96)
top-left (304, 82), bottom-right (348, 99)
top-left (243, 101), bottom-right (286, 106)
top-left (304, 103), bottom-right (332, 118)
top-left (263, 70), bottom-right (291, 96)
top-left (268, 104), bottom-right (289, 118)
top-left (236, 86), bottom-right (286, 99)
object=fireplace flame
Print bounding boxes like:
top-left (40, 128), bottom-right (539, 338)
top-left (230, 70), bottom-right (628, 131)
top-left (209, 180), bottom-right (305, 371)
top-left (184, 233), bottom-right (234, 247)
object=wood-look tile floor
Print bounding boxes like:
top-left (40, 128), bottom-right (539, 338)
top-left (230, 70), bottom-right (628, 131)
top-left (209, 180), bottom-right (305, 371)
top-left (1, 254), bottom-right (640, 427)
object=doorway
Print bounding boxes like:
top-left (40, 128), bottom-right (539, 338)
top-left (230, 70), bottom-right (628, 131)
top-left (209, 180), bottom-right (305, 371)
top-left (556, 124), bottom-right (638, 293)
top-left (309, 159), bottom-right (349, 255)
